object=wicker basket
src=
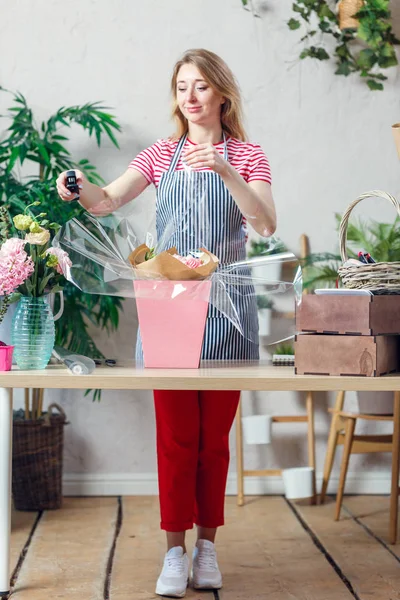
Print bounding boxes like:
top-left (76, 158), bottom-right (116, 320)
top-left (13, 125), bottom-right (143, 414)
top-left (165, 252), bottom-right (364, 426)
top-left (338, 0), bottom-right (363, 30)
top-left (338, 190), bottom-right (400, 293)
top-left (12, 403), bottom-right (69, 511)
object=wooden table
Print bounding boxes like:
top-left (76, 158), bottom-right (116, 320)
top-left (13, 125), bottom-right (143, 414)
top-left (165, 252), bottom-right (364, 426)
top-left (1, 361), bottom-right (400, 598)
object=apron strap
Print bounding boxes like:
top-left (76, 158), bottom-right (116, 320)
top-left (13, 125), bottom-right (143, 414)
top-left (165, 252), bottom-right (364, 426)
top-left (222, 131), bottom-right (228, 161)
top-left (167, 135), bottom-right (187, 174)
top-left (167, 131), bottom-right (228, 175)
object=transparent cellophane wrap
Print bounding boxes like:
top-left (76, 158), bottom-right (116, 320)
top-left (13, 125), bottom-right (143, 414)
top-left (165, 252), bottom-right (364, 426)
top-left (54, 169), bottom-right (302, 345)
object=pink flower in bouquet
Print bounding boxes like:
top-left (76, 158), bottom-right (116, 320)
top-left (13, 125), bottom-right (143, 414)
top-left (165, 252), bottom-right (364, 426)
top-left (173, 254), bottom-right (203, 269)
top-left (0, 238), bottom-right (34, 295)
top-left (45, 247), bottom-right (72, 275)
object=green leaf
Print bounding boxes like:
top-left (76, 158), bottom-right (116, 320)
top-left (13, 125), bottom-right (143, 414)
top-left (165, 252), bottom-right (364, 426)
top-left (52, 134), bottom-right (69, 141)
top-left (335, 61), bottom-right (352, 76)
top-left (35, 141), bottom-right (51, 166)
top-left (367, 79), bottom-right (384, 90)
top-left (377, 43), bottom-right (398, 68)
top-left (356, 49), bottom-right (377, 70)
top-left (288, 18), bottom-right (301, 30)
top-left (369, 0), bottom-right (389, 10)
top-left (318, 5), bottom-right (335, 20)
top-left (6, 146), bottom-right (20, 173)
top-left (39, 272), bottom-right (55, 295)
top-left (302, 46), bottom-right (330, 61)
top-left (319, 20), bottom-right (332, 33)
top-left (102, 122), bottom-right (120, 148)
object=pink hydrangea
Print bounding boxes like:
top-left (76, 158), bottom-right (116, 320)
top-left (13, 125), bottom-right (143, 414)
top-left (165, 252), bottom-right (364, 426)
top-left (0, 238), bottom-right (34, 295)
top-left (45, 247), bottom-right (72, 275)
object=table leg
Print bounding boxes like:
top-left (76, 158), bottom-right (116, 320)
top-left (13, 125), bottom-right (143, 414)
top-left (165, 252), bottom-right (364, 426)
top-left (306, 391), bottom-right (317, 505)
top-left (0, 388), bottom-right (12, 598)
top-left (389, 390), bottom-right (400, 544)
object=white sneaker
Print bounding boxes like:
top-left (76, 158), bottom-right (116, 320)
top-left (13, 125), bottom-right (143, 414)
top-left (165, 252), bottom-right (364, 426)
top-left (191, 539), bottom-right (222, 590)
top-left (155, 546), bottom-right (189, 598)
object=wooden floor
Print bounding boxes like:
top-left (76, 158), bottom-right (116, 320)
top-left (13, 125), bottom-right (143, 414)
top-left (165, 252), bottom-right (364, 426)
top-left (7, 495), bottom-right (400, 600)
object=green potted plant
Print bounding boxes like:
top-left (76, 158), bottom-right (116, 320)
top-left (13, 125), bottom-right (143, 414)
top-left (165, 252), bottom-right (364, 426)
top-left (274, 342), bottom-right (295, 355)
top-left (0, 86), bottom-right (126, 510)
top-left (248, 237), bottom-right (288, 282)
top-left (257, 295), bottom-right (275, 336)
top-left (0, 86), bottom-right (124, 400)
top-left (287, 0), bottom-right (399, 90)
top-left (302, 212), bottom-right (400, 290)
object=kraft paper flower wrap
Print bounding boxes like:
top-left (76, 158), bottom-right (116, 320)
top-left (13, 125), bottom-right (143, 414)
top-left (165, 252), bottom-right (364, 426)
top-left (128, 244), bottom-right (219, 280)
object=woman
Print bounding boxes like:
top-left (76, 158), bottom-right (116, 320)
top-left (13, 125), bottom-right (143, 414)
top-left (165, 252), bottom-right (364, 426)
top-left (57, 48), bottom-right (276, 598)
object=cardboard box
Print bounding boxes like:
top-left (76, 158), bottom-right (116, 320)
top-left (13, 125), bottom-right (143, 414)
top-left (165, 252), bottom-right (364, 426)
top-left (296, 295), bottom-right (400, 336)
top-left (294, 333), bottom-right (399, 377)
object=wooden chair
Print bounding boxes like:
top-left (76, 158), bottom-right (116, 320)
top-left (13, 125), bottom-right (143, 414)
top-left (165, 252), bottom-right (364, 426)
top-left (320, 390), bottom-right (400, 544)
top-left (235, 391), bottom-right (317, 506)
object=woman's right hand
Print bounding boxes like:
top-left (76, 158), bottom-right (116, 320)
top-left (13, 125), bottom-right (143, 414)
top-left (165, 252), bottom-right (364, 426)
top-left (56, 170), bottom-right (85, 202)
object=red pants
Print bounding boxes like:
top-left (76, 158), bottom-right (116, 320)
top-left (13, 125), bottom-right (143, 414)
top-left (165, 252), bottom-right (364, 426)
top-left (154, 389), bottom-right (240, 531)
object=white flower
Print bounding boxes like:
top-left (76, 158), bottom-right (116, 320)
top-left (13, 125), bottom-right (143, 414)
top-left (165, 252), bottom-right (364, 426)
top-left (25, 228), bottom-right (50, 246)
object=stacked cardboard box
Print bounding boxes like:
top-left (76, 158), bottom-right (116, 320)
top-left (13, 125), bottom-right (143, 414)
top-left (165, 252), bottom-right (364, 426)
top-left (294, 295), bottom-right (400, 377)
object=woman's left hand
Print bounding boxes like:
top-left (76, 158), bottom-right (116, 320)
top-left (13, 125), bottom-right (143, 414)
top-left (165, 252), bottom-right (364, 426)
top-left (183, 143), bottom-right (229, 176)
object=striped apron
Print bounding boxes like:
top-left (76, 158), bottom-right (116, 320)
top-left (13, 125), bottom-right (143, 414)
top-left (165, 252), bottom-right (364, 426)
top-left (136, 134), bottom-right (259, 361)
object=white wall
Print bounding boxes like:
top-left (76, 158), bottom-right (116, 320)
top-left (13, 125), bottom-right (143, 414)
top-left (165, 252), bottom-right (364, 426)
top-left (1, 0), bottom-right (400, 495)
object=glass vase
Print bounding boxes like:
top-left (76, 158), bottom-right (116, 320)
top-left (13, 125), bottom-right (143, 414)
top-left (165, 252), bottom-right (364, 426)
top-left (11, 296), bottom-right (55, 370)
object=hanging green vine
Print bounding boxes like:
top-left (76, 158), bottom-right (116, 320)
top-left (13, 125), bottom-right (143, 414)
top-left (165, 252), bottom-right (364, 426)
top-left (241, 0), bottom-right (399, 90)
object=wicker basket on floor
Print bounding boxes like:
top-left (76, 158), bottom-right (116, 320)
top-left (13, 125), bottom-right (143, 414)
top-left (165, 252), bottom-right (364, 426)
top-left (338, 0), bottom-right (363, 30)
top-left (338, 190), bottom-right (400, 293)
top-left (12, 403), bottom-right (69, 511)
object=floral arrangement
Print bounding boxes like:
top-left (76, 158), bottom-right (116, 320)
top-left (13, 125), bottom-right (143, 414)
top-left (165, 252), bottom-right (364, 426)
top-left (0, 201), bottom-right (71, 341)
top-left (172, 253), bottom-right (204, 269)
top-left (128, 244), bottom-right (218, 281)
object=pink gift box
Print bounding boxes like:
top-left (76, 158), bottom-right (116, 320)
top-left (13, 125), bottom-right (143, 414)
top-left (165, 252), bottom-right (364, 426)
top-left (134, 280), bottom-right (211, 368)
top-left (0, 345), bottom-right (14, 371)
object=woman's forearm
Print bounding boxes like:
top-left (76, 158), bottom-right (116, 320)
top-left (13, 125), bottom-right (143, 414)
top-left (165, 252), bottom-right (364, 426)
top-left (77, 180), bottom-right (110, 212)
top-left (221, 164), bottom-right (276, 237)
top-left (78, 169), bottom-right (149, 215)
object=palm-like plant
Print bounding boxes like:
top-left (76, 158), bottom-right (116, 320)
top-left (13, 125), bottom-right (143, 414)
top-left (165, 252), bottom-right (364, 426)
top-left (302, 213), bottom-right (400, 290)
top-left (0, 86), bottom-right (124, 361)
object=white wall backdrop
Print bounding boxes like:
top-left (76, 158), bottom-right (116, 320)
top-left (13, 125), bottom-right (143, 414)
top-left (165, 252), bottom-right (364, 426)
top-left (1, 0), bottom-right (400, 495)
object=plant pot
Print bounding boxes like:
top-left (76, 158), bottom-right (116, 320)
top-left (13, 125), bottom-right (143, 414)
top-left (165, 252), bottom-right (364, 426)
top-left (242, 415), bottom-right (272, 445)
top-left (253, 261), bottom-right (281, 283)
top-left (356, 390), bottom-right (393, 415)
top-left (258, 308), bottom-right (272, 336)
top-left (282, 466), bottom-right (314, 499)
top-left (134, 280), bottom-right (211, 368)
top-left (0, 298), bottom-right (18, 347)
top-left (0, 345), bottom-right (14, 371)
top-left (392, 123), bottom-right (400, 160)
top-left (11, 296), bottom-right (55, 370)
top-left (12, 403), bottom-right (68, 511)
top-left (338, 0), bottom-right (363, 30)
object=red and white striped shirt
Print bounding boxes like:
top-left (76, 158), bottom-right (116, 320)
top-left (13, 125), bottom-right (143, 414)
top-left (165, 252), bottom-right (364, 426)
top-left (128, 136), bottom-right (272, 188)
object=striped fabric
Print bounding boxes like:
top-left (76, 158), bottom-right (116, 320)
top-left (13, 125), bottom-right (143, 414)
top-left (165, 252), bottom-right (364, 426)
top-left (136, 134), bottom-right (259, 362)
top-left (129, 136), bottom-right (272, 188)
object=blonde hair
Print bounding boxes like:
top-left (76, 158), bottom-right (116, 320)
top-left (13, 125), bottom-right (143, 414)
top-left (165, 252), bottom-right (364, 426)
top-left (170, 49), bottom-right (247, 141)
